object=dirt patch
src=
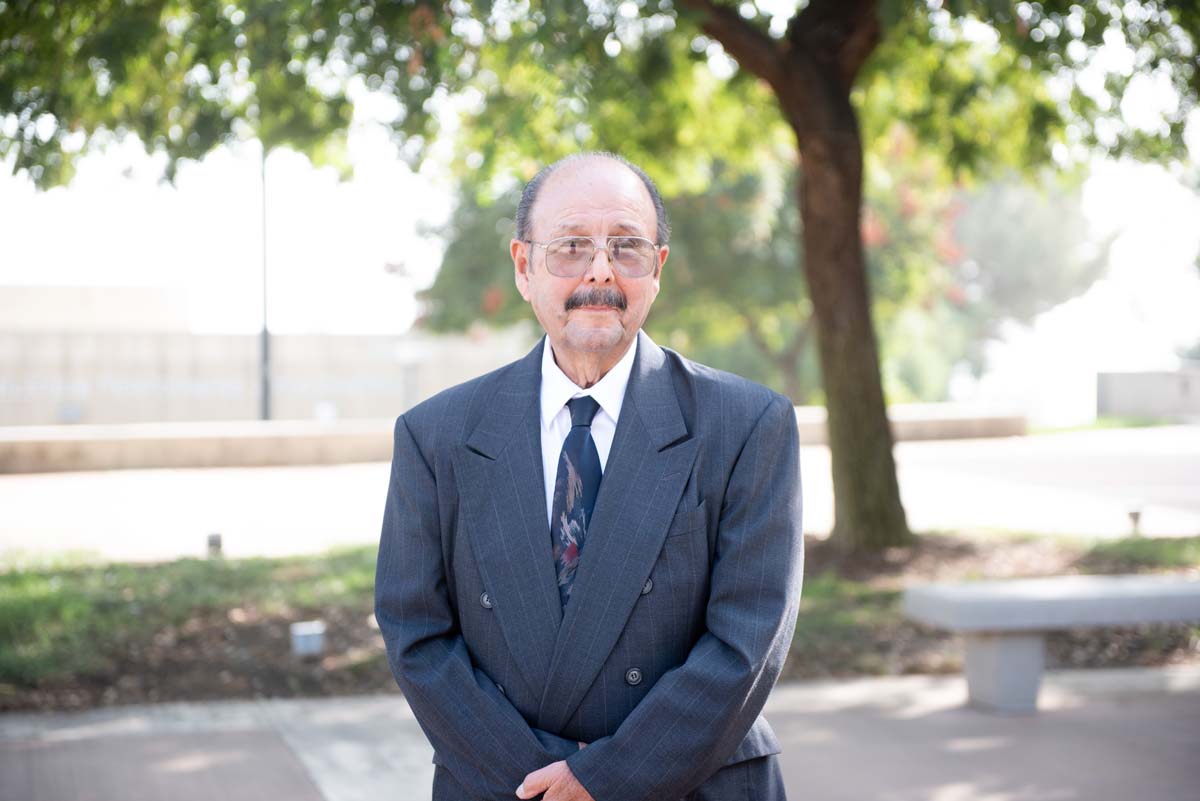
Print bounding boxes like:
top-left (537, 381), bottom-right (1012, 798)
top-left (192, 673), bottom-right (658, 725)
top-left (2, 605), bottom-right (398, 713)
top-left (805, 529), bottom-right (1093, 586)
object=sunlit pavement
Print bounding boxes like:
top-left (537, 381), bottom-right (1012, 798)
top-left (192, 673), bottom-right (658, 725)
top-left (0, 425), bottom-right (1198, 563)
top-left (2, 666), bottom-right (1197, 801)
top-left (804, 423), bottom-right (1200, 540)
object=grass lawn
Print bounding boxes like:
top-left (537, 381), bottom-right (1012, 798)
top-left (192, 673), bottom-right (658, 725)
top-left (0, 547), bottom-right (389, 711)
top-left (2, 532), bottom-right (1198, 711)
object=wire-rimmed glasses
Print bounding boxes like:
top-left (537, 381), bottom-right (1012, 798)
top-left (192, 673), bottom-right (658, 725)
top-left (525, 235), bottom-right (660, 278)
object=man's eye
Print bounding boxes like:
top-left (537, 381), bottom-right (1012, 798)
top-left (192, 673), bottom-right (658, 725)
top-left (560, 238), bottom-right (590, 255)
top-left (609, 237), bottom-right (639, 255)
top-left (612, 237), bottom-right (651, 260)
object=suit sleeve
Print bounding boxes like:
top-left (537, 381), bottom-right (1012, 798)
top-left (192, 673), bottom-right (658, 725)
top-left (375, 414), bottom-right (581, 799)
top-left (565, 394), bottom-right (804, 801)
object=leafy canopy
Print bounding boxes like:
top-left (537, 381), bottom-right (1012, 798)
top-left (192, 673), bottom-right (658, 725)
top-left (3, 2), bottom-right (1197, 188)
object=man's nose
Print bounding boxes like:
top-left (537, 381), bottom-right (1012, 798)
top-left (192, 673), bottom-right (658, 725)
top-left (584, 245), bottom-right (615, 283)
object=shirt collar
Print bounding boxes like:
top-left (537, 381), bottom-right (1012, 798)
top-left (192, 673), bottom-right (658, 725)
top-left (540, 333), bottom-right (638, 430)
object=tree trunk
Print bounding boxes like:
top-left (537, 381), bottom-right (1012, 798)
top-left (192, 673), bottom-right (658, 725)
top-left (798, 140), bottom-right (911, 550)
top-left (779, 53), bottom-right (911, 552)
top-left (688, 0), bottom-right (911, 550)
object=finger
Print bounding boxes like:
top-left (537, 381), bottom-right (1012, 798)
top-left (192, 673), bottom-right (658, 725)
top-left (516, 765), bottom-right (552, 799)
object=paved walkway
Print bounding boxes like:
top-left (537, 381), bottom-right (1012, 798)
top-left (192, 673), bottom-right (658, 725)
top-left (2, 666), bottom-right (1198, 801)
top-left (2, 426), bottom-right (1198, 564)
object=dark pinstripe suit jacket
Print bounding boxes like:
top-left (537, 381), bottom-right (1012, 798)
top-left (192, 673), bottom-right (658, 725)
top-left (375, 330), bottom-right (804, 801)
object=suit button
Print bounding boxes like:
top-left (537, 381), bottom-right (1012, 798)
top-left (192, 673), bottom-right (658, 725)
top-left (496, 683), bottom-right (505, 696)
top-left (625, 668), bottom-right (643, 686)
top-left (641, 578), bottom-right (653, 595)
top-left (480, 591), bottom-right (493, 609)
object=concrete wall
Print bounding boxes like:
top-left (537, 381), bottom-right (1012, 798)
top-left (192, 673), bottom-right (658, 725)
top-left (0, 323), bottom-right (1030, 472)
top-left (0, 285), bottom-right (193, 333)
top-left (0, 405), bottom-right (1027, 474)
top-left (0, 328), bottom-right (533, 426)
top-left (0, 419), bottom-right (395, 473)
top-left (1097, 367), bottom-right (1200, 421)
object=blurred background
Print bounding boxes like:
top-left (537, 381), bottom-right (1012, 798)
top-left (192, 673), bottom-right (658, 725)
top-left (3, 4), bottom-right (1199, 429)
top-left (2, 94), bottom-right (1198, 427)
top-left (1, 2), bottom-right (1199, 799)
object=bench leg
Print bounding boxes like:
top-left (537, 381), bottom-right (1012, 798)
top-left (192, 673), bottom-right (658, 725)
top-left (962, 632), bottom-right (1045, 714)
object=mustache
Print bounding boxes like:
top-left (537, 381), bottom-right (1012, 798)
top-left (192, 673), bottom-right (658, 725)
top-left (565, 287), bottom-right (627, 312)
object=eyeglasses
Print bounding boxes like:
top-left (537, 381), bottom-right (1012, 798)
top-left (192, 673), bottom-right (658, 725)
top-left (525, 235), bottom-right (660, 278)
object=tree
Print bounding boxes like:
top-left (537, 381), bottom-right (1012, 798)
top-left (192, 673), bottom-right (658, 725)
top-left (653, 164), bottom-right (814, 401)
top-left (4, 1), bottom-right (1196, 550)
top-left (952, 178), bottom-right (1110, 357)
top-left (858, 125), bottom-right (1113, 401)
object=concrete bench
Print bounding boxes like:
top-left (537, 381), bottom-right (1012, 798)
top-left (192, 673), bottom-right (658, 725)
top-left (902, 574), bottom-right (1200, 713)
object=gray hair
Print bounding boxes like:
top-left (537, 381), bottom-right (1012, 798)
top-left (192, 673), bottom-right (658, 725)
top-left (514, 151), bottom-right (670, 245)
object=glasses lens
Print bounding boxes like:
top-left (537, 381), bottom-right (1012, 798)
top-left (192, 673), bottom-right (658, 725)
top-left (609, 237), bottom-right (655, 275)
top-left (546, 237), bottom-right (594, 276)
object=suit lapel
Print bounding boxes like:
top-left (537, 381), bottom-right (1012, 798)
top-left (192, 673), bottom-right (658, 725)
top-left (536, 331), bottom-right (699, 733)
top-left (453, 338), bottom-right (563, 699)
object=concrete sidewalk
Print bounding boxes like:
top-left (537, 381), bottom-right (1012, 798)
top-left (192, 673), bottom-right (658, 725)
top-left (3, 426), bottom-right (1199, 564)
top-left (3, 666), bottom-right (1198, 801)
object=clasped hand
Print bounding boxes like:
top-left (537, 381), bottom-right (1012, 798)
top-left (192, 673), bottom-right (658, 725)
top-left (514, 742), bottom-right (595, 801)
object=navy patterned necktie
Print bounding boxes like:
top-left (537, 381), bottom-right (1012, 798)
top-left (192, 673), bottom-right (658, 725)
top-left (550, 395), bottom-right (602, 607)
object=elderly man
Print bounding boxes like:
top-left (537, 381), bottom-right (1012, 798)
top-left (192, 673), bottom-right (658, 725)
top-left (375, 152), bottom-right (803, 801)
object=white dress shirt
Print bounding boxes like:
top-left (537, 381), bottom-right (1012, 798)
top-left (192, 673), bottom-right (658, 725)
top-left (539, 334), bottom-right (638, 528)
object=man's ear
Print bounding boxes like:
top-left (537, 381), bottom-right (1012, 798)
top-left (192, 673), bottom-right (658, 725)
top-left (511, 238), bottom-right (532, 301)
top-left (654, 244), bottom-right (669, 281)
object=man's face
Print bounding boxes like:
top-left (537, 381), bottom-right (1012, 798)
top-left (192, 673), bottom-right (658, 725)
top-left (511, 158), bottom-right (668, 361)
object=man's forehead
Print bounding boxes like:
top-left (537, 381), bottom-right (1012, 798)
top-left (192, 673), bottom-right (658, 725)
top-left (550, 219), bottom-right (644, 235)
top-left (533, 157), bottom-right (656, 231)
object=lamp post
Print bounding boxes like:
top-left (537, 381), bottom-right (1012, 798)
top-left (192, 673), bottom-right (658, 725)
top-left (259, 142), bottom-right (271, 420)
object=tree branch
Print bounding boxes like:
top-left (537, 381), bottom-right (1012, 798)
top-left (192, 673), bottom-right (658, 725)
top-left (786, 0), bottom-right (880, 90)
top-left (784, 318), bottom-right (811, 363)
top-left (732, 301), bottom-right (778, 363)
top-left (678, 0), bottom-right (786, 91)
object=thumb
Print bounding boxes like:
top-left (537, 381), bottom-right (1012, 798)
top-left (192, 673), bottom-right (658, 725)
top-left (516, 764), bottom-right (553, 799)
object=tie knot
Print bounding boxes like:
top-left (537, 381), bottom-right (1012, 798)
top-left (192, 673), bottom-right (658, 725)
top-left (567, 396), bottom-right (600, 428)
